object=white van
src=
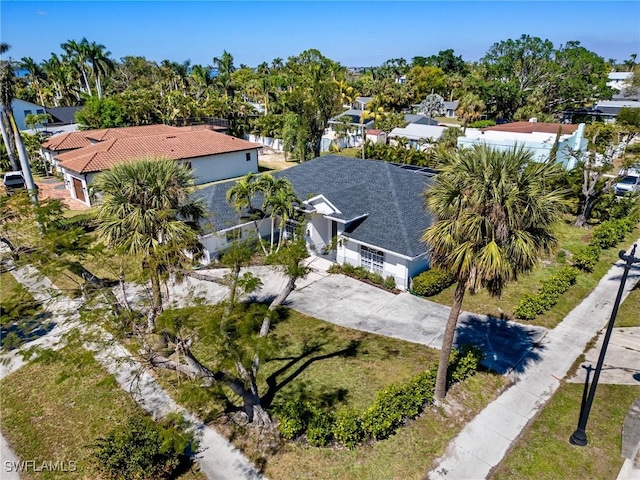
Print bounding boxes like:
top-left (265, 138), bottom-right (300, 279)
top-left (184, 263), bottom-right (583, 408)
top-left (614, 168), bottom-right (640, 196)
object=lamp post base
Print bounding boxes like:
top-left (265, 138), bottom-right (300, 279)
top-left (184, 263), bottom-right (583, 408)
top-left (570, 429), bottom-right (588, 446)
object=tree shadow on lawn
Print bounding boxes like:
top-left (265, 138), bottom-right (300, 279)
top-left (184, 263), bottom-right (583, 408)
top-left (260, 339), bottom-right (360, 409)
top-left (454, 315), bottom-right (546, 375)
top-left (0, 310), bottom-right (54, 351)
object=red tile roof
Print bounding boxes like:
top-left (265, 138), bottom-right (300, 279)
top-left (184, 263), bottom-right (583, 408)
top-left (42, 124), bottom-right (183, 151)
top-left (483, 122), bottom-right (578, 134)
top-left (56, 129), bottom-right (260, 174)
top-left (367, 129), bottom-right (384, 135)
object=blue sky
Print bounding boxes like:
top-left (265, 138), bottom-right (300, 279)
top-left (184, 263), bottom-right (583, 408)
top-left (1, 1), bottom-right (639, 67)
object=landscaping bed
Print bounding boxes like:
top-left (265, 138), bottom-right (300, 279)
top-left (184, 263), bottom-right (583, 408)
top-left (0, 344), bottom-right (203, 480)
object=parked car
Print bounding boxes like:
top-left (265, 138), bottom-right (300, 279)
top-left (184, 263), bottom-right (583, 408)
top-left (614, 168), bottom-right (640, 196)
top-left (3, 171), bottom-right (26, 195)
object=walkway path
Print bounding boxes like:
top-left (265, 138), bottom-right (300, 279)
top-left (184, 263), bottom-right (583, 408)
top-left (0, 260), bottom-right (262, 480)
top-left (427, 239), bottom-right (640, 480)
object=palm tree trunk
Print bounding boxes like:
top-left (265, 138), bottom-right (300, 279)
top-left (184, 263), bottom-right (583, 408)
top-left (0, 111), bottom-right (20, 170)
top-left (147, 271), bottom-right (163, 332)
top-left (96, 74), bottom-right (102, 99)
top-left (434, 281), bottom-right (467, 400)
top-left (8, 113), bottom-right (38, 202)
top-left (269, 216), bottom-right (275, 254)
top-left (81, 67), bottom-right (92, 96)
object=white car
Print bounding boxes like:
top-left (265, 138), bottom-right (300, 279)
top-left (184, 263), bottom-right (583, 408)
top-left (614, 168), bottom-right (640, 196)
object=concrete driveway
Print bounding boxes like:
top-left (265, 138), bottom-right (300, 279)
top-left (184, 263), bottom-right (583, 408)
top-left (159, 263), bottom-right (548, 375)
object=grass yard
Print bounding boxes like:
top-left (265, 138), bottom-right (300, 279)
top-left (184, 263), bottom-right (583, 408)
top-left (428, 220), bottom-right (640, 329)
top-left (153, 307), bottom-right (509, 478)
top-left (0, 344), bottom-right (203, 480)
top-left (321, 147), bottom-right (362, 158)
top-left (616, 282), bottom-right (640, 328)
top-left (0, 271), bottom-right (45, 350)
top-left (491, 383), bottom-right (640, 480)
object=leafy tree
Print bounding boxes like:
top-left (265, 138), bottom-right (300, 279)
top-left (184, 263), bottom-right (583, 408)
top-left (374, 111), bottom-right (407, 133)
top-left (75, 96), bottom-right (125, 129)
top-left (455, 93), bottom-right (485, 133)
top-left (407, 65), bottom-right (446, 101)
top-left (413, 49), bottom-right (468, 75)
top-left (423, 145), bottom-right (566, 399)
top-left (92, 158), bottom-right (205, 331)
top-left (417, 93), bottom-right (445, 118)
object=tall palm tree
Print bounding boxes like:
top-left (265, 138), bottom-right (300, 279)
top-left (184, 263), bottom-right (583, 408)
top-left (92, 158), bottom-right (205, 331)
top-left (19, 57), bottom-right (47, 106)
top-left (43, 53), bottom-right (78, 106)
top-left (264, 186), bottom-right (299, 252)
top-left (456, 93), bottom-right (485, 133)
top-left (257, 175), bottom-right (297, 253)
top-left (0, 48), bottom-right (37, 197)
top-left (0, 43), bottom-right (10, 55)
top-left (61, 38), bottom-right (93, 96)
top-left (422, 145), bottom-right (566, 400)
top-left (86, 40), bottom-right (115, 98)
top-left (213, 50), bottom-right (236, 98)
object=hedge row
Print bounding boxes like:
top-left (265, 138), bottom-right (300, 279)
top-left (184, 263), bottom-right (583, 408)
top-left (513, 267), bottom-right (578, 320)
top-left (328, 263), bottom-right (397, 291)
top-left (275, 345), bottom-right (484, 448)
top-left (573, 217), bottom-right (637, 273)
top-left (410, 268), bottom-right (455, 297)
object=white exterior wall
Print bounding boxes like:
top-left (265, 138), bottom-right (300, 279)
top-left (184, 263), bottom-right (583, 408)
top-left (1, 99), bottom-right (46, 131)
top-left (244, 134), bottom-right (285, 152)
top-left (199, 220), bottom-right (271, 264)
top-left (186, 149), bottom-right (258, 185)
top-left (60, 169), bottom-right (93, 206)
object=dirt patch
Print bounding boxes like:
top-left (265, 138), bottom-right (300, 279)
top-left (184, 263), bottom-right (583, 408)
top-left (258, 153), bottom-right (298, 172)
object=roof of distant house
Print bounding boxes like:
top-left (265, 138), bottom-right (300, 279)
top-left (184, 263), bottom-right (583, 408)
top-left (404, 114), bottom-right (439, 126)
top-left (483, 122), bottom-right (579, 135)
top-left (41, 124), bottom-right (183, 151)
top-left (196, 155), bottom-right (433, 258)
top-left (56, 129), bottom-right (260, 174)
top-left (608, 72), bottom-right (633, 81)
top-left (389, 124), bottom-right (447, 141)
top-left (45, 106), bottom-right (82, 125)
top-left (355, 96), bottom-right (373, 104)
top-left (367, 129), bottom-right (384, 135)
top-left (329, 109), bottom-right (372, 125)
top-left (444, 101), bottom-right (459, 110)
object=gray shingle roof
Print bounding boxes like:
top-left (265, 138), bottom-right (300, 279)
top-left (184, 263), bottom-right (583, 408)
top-left (404, 114), bottom-right (439, 126)
top-left (195, 156), bottom-right (433, 258)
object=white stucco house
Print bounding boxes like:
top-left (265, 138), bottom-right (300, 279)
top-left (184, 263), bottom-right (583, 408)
top-left (45, 125), bottom-right (260, 206)
top-left (0, 98), bottom-right (47, 131)
top-left (195, 155), bottom-right (434, 291)
top-left (388, 124), bottom-right (448, 150)
top-left (457, 121), bottom-right (587, 170)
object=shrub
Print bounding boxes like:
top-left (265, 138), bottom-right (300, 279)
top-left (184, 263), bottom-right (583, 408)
top-left (513, 267), bottom-right (578, 320)
top-left (448, 345), bottom-right (485, 384)
top-left (361, 384), bottom-right (411, 440)
top-left (305, 407), bottom-right (334, 447)
top-left (383, 275), bottom-right (396, 290)
top-left (468, 119), bottom-right (496, 128)
top-left (332, 409), bottom-right (364, 449)
top-left (410, 268), bottom-right (455, 297)
top-left (275, 400), bottom-right (310, 440)
top-left (368, 272), bottom-right (384, 285)
top-left (572, 245), bottom-right (601, 272)
top-left (91, 416), bottom-right (193, 480)
top-left (327, 264), bottom-right (342, 274)
top-left (589, 219), bottom-right (628, 249)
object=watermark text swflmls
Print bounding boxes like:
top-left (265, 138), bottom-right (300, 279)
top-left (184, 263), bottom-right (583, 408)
top-left (5, 460), bottom-right (77, 472)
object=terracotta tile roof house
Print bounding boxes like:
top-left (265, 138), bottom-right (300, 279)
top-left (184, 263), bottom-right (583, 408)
top-left (53, 127), bottom-right (260, 207)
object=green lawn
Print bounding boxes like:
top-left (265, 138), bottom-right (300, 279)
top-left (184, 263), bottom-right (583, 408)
top-left (0, 344), bottom-right (203, 480)
top-left (491, 383), bottom-right (640, 480)
top-left (153, 307), bottom-right (509, 478)
top-left (428, 220), bottom-right (640, 329)
top-left (616, 282), bottom-right (640, 328)
top-left (321, 147), bottom-right (362, 158)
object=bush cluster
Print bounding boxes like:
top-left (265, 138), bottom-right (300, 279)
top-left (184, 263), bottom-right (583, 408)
top-left (572, 245), bottom-right (601, 272)
top-left (514, 267), bottom-right (578, 320)
top-left (328, 263), bottom-right (396, 292)
top-left (91, 416), bottom-right (194, 480)
top-left (468, 119), bottom-right (497, 128)
top-left (589, 218), bottom-right (635, 250)
top-left (275, 346), bottom-right (484, 448)
top-left (56, 211), bottom-right (98, 232)
top-left (410, 268), bottom-right (455, 297)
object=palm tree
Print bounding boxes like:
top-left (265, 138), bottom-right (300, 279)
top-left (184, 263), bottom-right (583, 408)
top-left (92, 158), bottom-right (205, 331)
top-left (213, 50), bottom-right (236, 98)
top-left (0, 43), bottom-right (10, 55)
top-left (19, 57), bottom-right (47, 106)
top-left (256, 175), bottom-right (296, 253)
top-left (85, 40), bottom-right (115, 98)
top-left (225, 172), bottom-right (269, 255)
top-left (0, 48), bottom-right (37, 197)
top-left (43, 53), bottom-right (78, 106)
top-left (422, 145), bottom-right (566, 400)
top-left (456, 93), bottom-right (485, 133)
top-left (61, 38), bottom-right (93, 96)
top-left (264, 186), bottom-right (299, 252)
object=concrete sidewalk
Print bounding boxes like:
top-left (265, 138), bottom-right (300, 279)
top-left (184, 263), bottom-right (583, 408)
top-left (428, 239), bottom-right (640, 480)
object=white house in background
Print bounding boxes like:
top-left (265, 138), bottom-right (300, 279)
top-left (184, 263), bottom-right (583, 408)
top-left (366, 129), bottom-right (386, 144)
top-left (457, 121), bottom-right (587, 170)
top-left (352, 96), bottom-right (374, 111)
top-left (50, 126), bottom-right (259, 206)
top-left (388, 124), bottom-right (448, 150)
top-left (195, 155), bottom-right (434, 290)
top-left (444, 101), bottom-right (459, 118)
top-left (607, 72), bottom-right (633, 92)
top-left (321, 109), bottom-right (375, 152)
top-left (0, 98), bottom-right (47, 130)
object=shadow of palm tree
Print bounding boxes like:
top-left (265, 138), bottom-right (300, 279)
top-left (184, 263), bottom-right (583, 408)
top-left (261, 340), bottom-right (360, 408)
top-left (454, 315), bottom-right (546, 375)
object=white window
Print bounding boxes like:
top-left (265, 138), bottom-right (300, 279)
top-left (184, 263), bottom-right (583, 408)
top-left (360, 245), bottom-right (384, 275)
top-left (283, 220), bottom-right (298, 240)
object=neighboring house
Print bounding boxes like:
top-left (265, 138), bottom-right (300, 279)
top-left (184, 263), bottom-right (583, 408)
top-left (322, 109), bottom-right (375, 152)
top-left (366, 129), bottom-right (387, 144)
top-left (593, 100), bottom-right (640, 121)
top-left (196, 155), bottom-right (434, 290)
top-left (352, 96), bottom-right (373, 111)
top-left (457, 121), bottom-right (587, 170)
top-left (443, 101), bottom-right (459, 118)
top-left (388, 124), bottom-right (447, 150)
top-left (46, 106), bottom-right (82, 126)
top-left (404, 113), bottom-right (439, 126)
top-left (607, 72), bottom-right (633, 92)
top-left (51, 127), bottom-right (260, 206)
top-left (0, 98), bottom-right (47, 131)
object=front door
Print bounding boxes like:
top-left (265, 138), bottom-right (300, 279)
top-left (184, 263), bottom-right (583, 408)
top-left (72, 177), bottom-right (85, 203)
top-left (331, 220), bottom-right (337, 240)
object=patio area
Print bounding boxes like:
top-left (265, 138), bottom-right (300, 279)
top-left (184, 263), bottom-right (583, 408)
top-left (35, 176), bottom-right (89, 211)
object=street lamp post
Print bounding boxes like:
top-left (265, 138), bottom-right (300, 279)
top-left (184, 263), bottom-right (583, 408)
top-left (569, 244), bottom-right (640, 446)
